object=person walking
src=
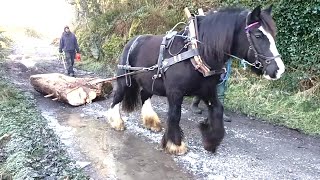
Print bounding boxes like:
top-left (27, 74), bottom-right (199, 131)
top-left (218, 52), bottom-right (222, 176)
top-left (190, 60), bottom-right (232, 122)
top-left (59, 26), bottom-right (80, 77)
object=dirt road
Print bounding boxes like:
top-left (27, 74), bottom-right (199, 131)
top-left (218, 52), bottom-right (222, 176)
top-left (3, 39), bottom-right (320, 179)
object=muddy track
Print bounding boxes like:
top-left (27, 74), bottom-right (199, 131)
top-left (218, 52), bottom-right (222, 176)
top-left (3, 45), bottom-right (320, 179)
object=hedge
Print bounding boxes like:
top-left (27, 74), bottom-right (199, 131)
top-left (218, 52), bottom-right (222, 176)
top-left (75, 0), bottom-right (319, 76)
top-left (221, 0), bottom-right (320, 75)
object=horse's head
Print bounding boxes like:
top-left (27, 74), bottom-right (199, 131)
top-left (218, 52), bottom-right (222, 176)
top-left (242, 5), bottom-right (285, 80)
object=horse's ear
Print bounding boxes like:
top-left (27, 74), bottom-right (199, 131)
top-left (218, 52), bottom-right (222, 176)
top-left (263, 4), bottom-right (273, 15)
top-left (249, 5), bottom-right (261, 23)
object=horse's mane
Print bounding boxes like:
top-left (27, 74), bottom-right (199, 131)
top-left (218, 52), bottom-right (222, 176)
top-left (198, 7), bottom-right (276, 65)
top-left (198, 7), bottom-right (244, 64)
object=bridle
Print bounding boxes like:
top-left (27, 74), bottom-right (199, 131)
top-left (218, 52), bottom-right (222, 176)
top-left (244, 13), bottom-right (281, 69)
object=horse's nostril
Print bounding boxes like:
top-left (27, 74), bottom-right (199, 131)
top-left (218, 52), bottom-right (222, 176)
top-left (270, 72), bottom-right (277, 79)
top-left (265, 60), bottom-right (271, 64)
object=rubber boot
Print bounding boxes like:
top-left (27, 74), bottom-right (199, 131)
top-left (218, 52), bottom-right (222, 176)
top-left (217, 81), bottom-right (232, 122)
top-left (190, 96), bottom-right (202, 114)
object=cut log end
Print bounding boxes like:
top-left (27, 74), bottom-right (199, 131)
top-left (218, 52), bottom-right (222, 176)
top-left (30, 73), bottom-right (113, 106)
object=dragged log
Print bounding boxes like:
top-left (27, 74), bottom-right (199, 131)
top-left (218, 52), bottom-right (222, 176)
top-left (30, 73), bottom-right (113, 106)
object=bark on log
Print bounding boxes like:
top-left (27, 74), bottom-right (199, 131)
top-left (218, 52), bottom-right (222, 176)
top-left (30, 73), bottom-right (113, 106)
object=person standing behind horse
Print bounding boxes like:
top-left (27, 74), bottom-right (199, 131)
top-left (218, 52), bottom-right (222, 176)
top-left (59, 26), bottom-right (80, 77)
top-left (191, 59), bottom-right (232, 122)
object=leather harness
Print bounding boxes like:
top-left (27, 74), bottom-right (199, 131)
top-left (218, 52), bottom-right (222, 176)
top-left (118, 11), bottom-right (227, 88)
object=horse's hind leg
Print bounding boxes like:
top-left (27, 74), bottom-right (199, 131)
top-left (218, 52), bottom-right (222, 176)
top-left (140, 90), bottom-right (162, 132)
top-left (108, 82), bottom-right (126, 131)
top-left (161, 92), bottom-right (187, 155)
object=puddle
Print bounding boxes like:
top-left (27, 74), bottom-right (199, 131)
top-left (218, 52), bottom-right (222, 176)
top-left (40, 104), bottom-right (192, 180)
top-left (6, 37), bottom-right (192, 179)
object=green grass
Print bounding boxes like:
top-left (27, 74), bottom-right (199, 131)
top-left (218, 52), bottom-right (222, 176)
top-left (75, 56), bottom-right (116, 77)
top-left (225, 69), bottom-right (320, 135)
top-left (0, 74), bottom-right (88, 179)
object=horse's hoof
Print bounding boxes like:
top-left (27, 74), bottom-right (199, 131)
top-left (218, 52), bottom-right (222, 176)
top-left (107, 105), bottom-right (125, 131)
top-left (108, 116), bottom-right (125, 131)
top-left (164, 140), bottom-right (187, 155)
top-left (142, 115), bottom-right (162, 132)
top-left (150, 125), bottom-right (162, 132)
top-left (110, 120), bottom-right (125, 131)
top-left (203, 142), bottom-right (218, 153)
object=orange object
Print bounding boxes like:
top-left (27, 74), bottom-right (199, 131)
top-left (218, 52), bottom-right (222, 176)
top-left (75, 53), bottom-right (81, 62)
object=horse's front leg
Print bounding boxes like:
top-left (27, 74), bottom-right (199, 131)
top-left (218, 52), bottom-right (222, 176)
top-left (200, 95), bottom-right (225, 153)
top-left (140, 90), bottom-right (162, 132)
top-left (161, 92), bottom-right (187, 155)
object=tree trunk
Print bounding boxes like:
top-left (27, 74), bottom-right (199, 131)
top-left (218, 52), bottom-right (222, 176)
top-left (30, 73), bottom-right (113, 106)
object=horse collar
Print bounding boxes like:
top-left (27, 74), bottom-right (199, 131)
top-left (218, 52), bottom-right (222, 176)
top-left (188, 15), bottom-right (226, 77)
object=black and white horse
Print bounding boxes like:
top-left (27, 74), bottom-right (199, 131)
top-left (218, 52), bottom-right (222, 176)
top-left (107, 5), bottom-right (285, 155)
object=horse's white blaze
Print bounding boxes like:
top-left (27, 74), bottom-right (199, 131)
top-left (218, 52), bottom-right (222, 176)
top-left (263, 74), bottom-right (273, 80)
top-left (107, 103), bottom-right (124, 130)
top-left (141, 98), bottom-right (161, 132)
top-left (259, 26), bottom-right (285, 80)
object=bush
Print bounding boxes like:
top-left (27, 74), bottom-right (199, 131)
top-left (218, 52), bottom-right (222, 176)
top-left (221, 0), bottom-right (319, 75)
top-left (273, 0), bottom-right (320, 74)
top-left (0, 31), bottom-right (12, 60)
top-left (24, 28), bottom-right (42, 39)
top-left (102, 34), bottom-right (126, 66)
top-left (74, 0), bottom-right (320, 89)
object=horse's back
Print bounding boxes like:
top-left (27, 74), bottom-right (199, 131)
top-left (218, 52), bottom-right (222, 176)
top-left (125, 35), bottom-right (163, 67)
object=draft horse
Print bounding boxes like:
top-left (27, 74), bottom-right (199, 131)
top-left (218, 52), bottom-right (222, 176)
top-left (107, 5), bottom-right (285, 155)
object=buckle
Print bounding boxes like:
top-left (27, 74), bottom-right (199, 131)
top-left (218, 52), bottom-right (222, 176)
top-left (222, 68), bottom-right (227, 74)
top-left (254, 61), bottom-right (263, 69)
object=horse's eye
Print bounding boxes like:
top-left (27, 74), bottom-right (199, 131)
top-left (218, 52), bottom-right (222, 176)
top-left (255, 34), bottom-right (262, 38)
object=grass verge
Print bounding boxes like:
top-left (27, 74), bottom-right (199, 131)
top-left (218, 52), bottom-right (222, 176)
top-left (225, 69), bottom-right (320, 135)
top-left (0, 70), bottom-right (88, 179)
top-left (75, 57), bottom-right (116, 78)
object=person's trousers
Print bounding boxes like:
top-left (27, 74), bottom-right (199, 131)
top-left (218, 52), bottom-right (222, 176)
top-left (192, 82), bottom-right (226, 106)
top-left (217, 80), bottom-right (227, 104)
top-left (64, 51), bottom-right (75, 74)
top-left (192, 60), bottom-right (231, 108)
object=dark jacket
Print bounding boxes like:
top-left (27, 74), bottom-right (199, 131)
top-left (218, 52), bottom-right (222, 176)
top-left (59, 32), bottom-right (79, 53)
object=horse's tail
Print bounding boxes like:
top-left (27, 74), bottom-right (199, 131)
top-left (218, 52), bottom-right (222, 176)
top-left (122, 80), bottom-right (140, 112)
top-left (118, 36), bottom-right (142, 112)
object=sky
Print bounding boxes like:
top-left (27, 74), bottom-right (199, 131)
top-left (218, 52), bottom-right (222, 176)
top-left (0, 0), bottom-right (75, 39)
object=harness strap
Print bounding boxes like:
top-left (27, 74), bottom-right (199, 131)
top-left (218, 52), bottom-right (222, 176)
top-left (118, 48), bottom-right (226, 76)
top-left (192, 14), bottom-right (213, 73)
top-left (190, 57), bottom-right (213, 77)
top-left (155, 38), bottom-right (167, 78)
top-left (118, 65), bottom-right (149, 71)
top-left (185, 8), bottom-right (217, 77)
top-left (204, 68), bottom-right (227, 77)
top-left (125, 35), bottom-right (141, 86)
top-left (162, 49), bottom-right (199, 71)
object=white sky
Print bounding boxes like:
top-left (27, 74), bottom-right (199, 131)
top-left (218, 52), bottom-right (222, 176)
top-left (0, 0), bottom-right (75, 39)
